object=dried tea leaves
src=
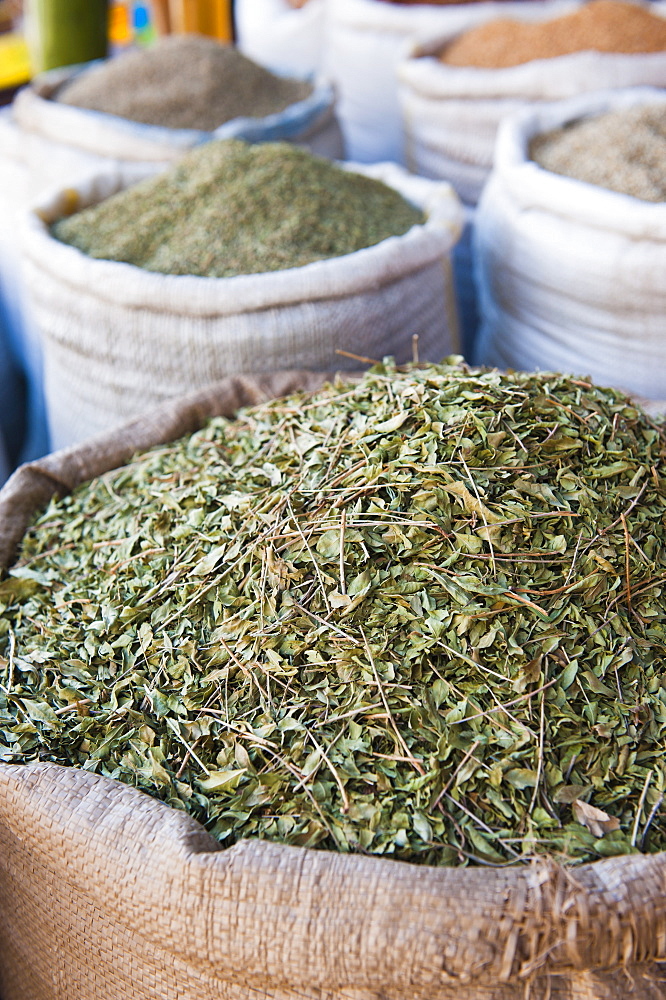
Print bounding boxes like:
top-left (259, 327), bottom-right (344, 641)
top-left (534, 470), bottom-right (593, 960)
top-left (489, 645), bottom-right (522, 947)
top-left (51, 140), bottom-right (425, 278)
top-left (1, 362), bottom-right (665, 867)
top-left (55, 34), bottom-right (313, 131)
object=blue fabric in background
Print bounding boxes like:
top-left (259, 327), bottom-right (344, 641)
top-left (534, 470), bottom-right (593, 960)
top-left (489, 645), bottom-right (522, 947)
top-left (0, 302), bottom-right (27, 471)
top-left (451, 208), bottom-right (480, 363)
top-left (0, 272), bottom-right (49, 483)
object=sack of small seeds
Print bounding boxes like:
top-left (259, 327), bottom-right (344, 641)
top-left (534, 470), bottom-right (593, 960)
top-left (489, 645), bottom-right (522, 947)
top-left (20, 140), bottom-right (463, 452)
top-left (12, 34), bottom-right (343, 197)
top-left (398, 0), bottom-right (666, 205)
top-left (473, 86), bottom-right (666, 411)
top-left (1, 363), bottom-right (666, 1000)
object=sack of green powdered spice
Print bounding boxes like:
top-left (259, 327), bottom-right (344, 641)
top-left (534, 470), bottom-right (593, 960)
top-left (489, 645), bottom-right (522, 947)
top-left (12, 34), bottom-right (343, 197)
top-left (20, 140), bottom-right (463, 452)
top-left (1, 363), bottom-right (666, 1000)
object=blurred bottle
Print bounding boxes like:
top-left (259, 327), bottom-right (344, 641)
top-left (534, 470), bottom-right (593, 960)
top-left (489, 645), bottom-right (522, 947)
top-left (25, 0), bottom-right (108, 73)
top-left (108, 0), bottom-right (132, 50)
top-left (168, 0), bottom-right (233, 41)
top-left (132, 0), bottom-right (156, 44)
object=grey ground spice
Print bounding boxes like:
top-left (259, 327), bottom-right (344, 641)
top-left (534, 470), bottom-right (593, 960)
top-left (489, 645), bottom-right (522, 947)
top-left (440, 0), bottom-right (666, 69)
top-left (51, 140), bottom-right (425, 278)
top-left (530, 104), bottom-right (666, 203)
top-left (55, 34), bottom-right (313, 131)
top-left (1, 362), bottom-right (665, 867)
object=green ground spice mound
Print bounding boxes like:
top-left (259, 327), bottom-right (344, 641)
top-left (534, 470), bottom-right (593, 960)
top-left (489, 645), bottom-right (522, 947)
top-left (1, 362), bottom-right (665, 867)
top-left (55, 34), bottom-right (313, 131)
top-left (51, 140), bottom-right (426, 278)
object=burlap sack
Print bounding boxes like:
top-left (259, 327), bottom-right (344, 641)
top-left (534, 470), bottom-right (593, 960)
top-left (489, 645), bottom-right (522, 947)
top-left (20, 160), bottom-right (462, 452)
top-left (1, 372), bottom-right (665, 1000)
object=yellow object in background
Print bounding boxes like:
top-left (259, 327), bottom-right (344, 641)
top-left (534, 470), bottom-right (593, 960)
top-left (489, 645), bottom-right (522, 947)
top-left (108, 0), bottom-right (133, 47)
top-left (0, 32), bottom-right (31, 87)
top-left (168, 0), bottom-right (233, 41)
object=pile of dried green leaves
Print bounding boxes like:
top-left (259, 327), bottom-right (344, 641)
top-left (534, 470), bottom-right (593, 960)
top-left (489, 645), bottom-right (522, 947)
top-left (1, 362), bottom-right (665, 866)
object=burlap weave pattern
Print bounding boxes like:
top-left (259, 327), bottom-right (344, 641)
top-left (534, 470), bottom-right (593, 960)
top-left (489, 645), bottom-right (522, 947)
top-left (0, 372), bottom-right (665, 1000)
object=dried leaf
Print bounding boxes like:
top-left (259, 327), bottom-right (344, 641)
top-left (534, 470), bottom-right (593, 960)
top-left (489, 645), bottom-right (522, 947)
top-left (573, 799), bottom-right (621, 838)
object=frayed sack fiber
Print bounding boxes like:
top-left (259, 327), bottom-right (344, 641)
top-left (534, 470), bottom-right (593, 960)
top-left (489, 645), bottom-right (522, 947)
top-left (473, 87), bottom-right (666, 411)
top-left (20, 161), bottom-right (462, 452)
top-left (0, 373), bottom-right (665, 1000)
top-left (13, 63), bottom-right (343, 194)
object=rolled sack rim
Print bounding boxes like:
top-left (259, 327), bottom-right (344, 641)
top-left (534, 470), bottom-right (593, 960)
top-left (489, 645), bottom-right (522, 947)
top-left (484, 85), bottom-right (666, 240)
top-left (15, 61), bottom-right (339, 161)
top-left (329, 0), bottom-right (579, 40)
top-left (398, 45), bottom-right (666, 101)
top-left (1, 758), bottom-right (666, 988)
top-left (20, 161), bottom-right (464, 317)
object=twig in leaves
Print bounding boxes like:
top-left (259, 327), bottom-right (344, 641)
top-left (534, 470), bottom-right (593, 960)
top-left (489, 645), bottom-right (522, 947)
top-left (631, 769), bottom-right (653, 848)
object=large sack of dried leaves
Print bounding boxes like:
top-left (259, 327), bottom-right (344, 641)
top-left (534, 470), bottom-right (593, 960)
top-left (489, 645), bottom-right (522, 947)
top-left (473, 87), bottom-right (666, 410)
top-left (20, 146), bottom-right (462, 452)
top-left (1, 363), bottom-right (666, 999)
top-left (13, 36), bottom-right (342, 196)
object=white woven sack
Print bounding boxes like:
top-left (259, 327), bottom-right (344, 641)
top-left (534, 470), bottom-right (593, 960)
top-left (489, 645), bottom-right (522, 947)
top-left (21, 160), bottom-right (463, 452)
top-left (12, 63), bottom-right (343, 196)
top-left (398, 6), bottom-right (666, 207)
top-left (235, 0), bottom-right (327, 80)
top-left (322, 0), bottom-right (579, 166)
top-left (473, 87), bottom-right (666, 408)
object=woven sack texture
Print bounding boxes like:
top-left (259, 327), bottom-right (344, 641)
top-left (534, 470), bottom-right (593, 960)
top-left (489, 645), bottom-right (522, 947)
top-left (1, 372), bottom-right (666, 1000)
top-left (322, 0), bottom-right (577, 165)
top-left (12, 64), bottom-right (343, 195)
top-left (20, 160), bottom-right (463, 452)
top-left (322, 0), bottom-right (576, 362)
top-left (235, 0), bottom-right (327, 81)
top-left (473, 87), bottom-right (666, 408)
top-left (398, 17), bottom-right (666, 207)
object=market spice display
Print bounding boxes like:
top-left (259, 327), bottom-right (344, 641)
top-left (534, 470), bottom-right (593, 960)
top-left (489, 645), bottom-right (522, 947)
top-left (54, 34), bottom-right (312, 131)
top-left (440, 0), bottom-right (666, 69)
top-left (530, 103), bottom-right (666, 203)
top-left (1, 362), bottom-right (665, 867)
top-left (51, 140), bottom-right (425, 278)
